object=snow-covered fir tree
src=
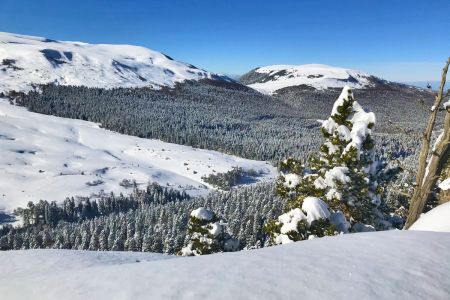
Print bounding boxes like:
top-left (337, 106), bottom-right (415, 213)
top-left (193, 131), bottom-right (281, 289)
top-left (181, 207), bottom-right (239, 256)
top-left (267, 86), bottom-right (386, 244)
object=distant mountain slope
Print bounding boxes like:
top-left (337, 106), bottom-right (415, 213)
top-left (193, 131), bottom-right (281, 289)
top-left (240, 64), bottom-right (386, 93)
top-left (240, 64), bottom-right (433, 134)
top-left (0, 32), bottom-right (230, 94)
top-left (273, 83), bottom-right (433, 134)
top-left (0, 33), bottom-right (432, 164)
top-left (0, 98), bottom-right (276, 212)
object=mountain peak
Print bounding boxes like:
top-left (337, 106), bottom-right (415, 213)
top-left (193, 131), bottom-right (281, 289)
top-left (240, 64), bottom-right (376, 94)
top-left (0, 32), bottom-right (229, 93)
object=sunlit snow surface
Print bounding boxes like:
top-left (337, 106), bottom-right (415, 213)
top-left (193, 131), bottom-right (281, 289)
top-left (0, 99), bottom-right (276, 212)
top-left (0, 231), bottom-right (449, 299)
top-left (410, 202), bottom-right (450, 233)
top-left (0, 32), bottom-right (226, 93)
top-left (248, 64), bottom-right (374, 94)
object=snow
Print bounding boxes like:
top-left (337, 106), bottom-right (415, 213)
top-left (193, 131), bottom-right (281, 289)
top-left (324, 167), bottom-right (350, 186)
top-left (444, 100), bottom-right (450, 110)
top-left (322, 86), bottom-right (376, 159)
top-left (277, 208), bottom-right (306, 238)
top-left (275, 198), bottom-right (332, 244)
top-left (180, 245), bottom-right (194, 257)
top-left (316, 166), bottom-right (351, 193)
top-left (336, 125), bottom-right (351, 141)
top-left (247, 64), bottom-right (374, 94)
top-left (321, 117), bottom-right (338, 134)
top-left (329, 211), bottom-right (351, 233)
top-left (0, 32), bottom-right (229, 94)
top-left (1, 231), bottom-right (450, 299)
top-left (301, 197), bottom-right (331, 225)
top-left (208, 222), bottom-right (222, 236)
top-left (410, 202), bottom-right (450, 232)
top-left (331, 85), bottom-right (353, 115)
top-left (352, 223), bottom-right (376, 232)
top-left (283, 173), bottom-right (301, 188)
top-left (345, 101), bottom-right (376, 157)
top-left (190, 207), bottom-right (214, 221)
top-left (314, 167), bottom-right (350, 201)
top-left (0, 249), bottom-right (172, 277)
top-left (439, 178), bottom-right (450, 191)
top-left (0, 99), bottom-right (276, 214)
top-left (423, 131), bottom-right (444, 185)
top-left (323, 141), bottom-right (339, 155)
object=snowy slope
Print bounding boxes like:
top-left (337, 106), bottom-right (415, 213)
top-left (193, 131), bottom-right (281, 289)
top-left (0, 99), bottom-right (276, 213)
top-left (1, 231), bottom-right (449, 299)
top-left (241, 64), bottom-right (376, 94)
top-left (0, 250), bottom-right (173, 277)
top-left (410, 202), bottom-right (450, 232)
top-left (0, 32), bottom-right (229, 94)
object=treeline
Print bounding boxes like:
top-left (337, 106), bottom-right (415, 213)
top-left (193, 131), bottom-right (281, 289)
top-left (0, 183), bottom-right (282, 253)
top-left (274, 84), bottom-right (435, 134)
top-left (14, 183), bottom-right (190, 227)
top-left (13, 82), bottom-right (432, 173)
top-left (0, 82), bottom-right (431, 253)
top-left (16, 82), bottom-right (320, 161)
top-left (201, 167), bottom-right (262, 190)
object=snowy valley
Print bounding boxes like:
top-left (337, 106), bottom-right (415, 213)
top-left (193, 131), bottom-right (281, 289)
top-left (0, 27), bottom-right (449, 300)
top-left (0, 98), bottom-right (275, 213)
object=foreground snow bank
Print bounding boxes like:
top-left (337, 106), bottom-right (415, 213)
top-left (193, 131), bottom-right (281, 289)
top-left (410, 202), bottom-right (450, 232)
top-left (0, 250), bottom-right (172, 278)
top-left (1, 231), bottom-right (449, 299)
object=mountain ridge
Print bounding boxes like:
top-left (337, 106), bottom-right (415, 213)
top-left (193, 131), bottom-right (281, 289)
top-left (240, 64), bottom-right (416, 94)
top-left (0, 32), bottom-right (231, 94)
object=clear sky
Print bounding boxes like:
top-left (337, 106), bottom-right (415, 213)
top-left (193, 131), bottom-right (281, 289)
top-left (0, 0), bottom-right (449, 82)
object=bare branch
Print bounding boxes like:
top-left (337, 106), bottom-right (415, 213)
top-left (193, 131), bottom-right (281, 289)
top-left (444, 89), bottom-right (450, 99)
top-left (405, 57), bottom-right (450, 229)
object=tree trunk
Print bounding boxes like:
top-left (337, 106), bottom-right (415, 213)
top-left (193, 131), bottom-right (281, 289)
top-left (405, 58), bottom-right (450, 229)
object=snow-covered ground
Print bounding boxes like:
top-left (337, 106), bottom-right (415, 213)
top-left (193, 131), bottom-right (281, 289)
top-left (0, 231), bottom-right (449, 299)
top-left (0, 99), bottom-right (276, 212)
top-left (0, 249), bottom-right (173, 277)
top-left (410, 202), bottom-right (450, 233)
top-left (247, 64), bottom-right (374, 94)
top-left (0, 32), bottom-right (228, 94)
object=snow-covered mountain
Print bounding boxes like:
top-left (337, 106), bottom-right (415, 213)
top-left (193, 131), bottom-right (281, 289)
top-left (0, 98), bottom-right (276, 213)
top-left (1, 231), bottom-right (449, 299)
top-left (240, 64), bottom-right (379, 94)
top-left (0, 32), bottom-right (229, 94)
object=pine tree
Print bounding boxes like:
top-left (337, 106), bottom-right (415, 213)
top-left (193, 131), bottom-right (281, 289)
top-left (180, 207), bottom-right (238, 256)
top-left (99, 228), bottom-right (109, 250)
top-left (266, 86), bottom-right (385, 244)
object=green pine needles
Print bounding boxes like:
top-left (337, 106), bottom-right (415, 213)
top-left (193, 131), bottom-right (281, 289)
top-left (266, 86), bottom-right (386, 244)
top-left (181, 207), bottom-right (239, 256)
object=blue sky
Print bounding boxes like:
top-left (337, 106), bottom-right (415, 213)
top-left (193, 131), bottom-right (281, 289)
top-left (0, 0), bottom-right (449, 82)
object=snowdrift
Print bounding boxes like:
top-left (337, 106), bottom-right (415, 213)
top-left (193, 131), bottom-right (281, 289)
top-left (410, 202), bottom-right (450, 232)
top-left (0, 231), bottom-right (449, 299)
